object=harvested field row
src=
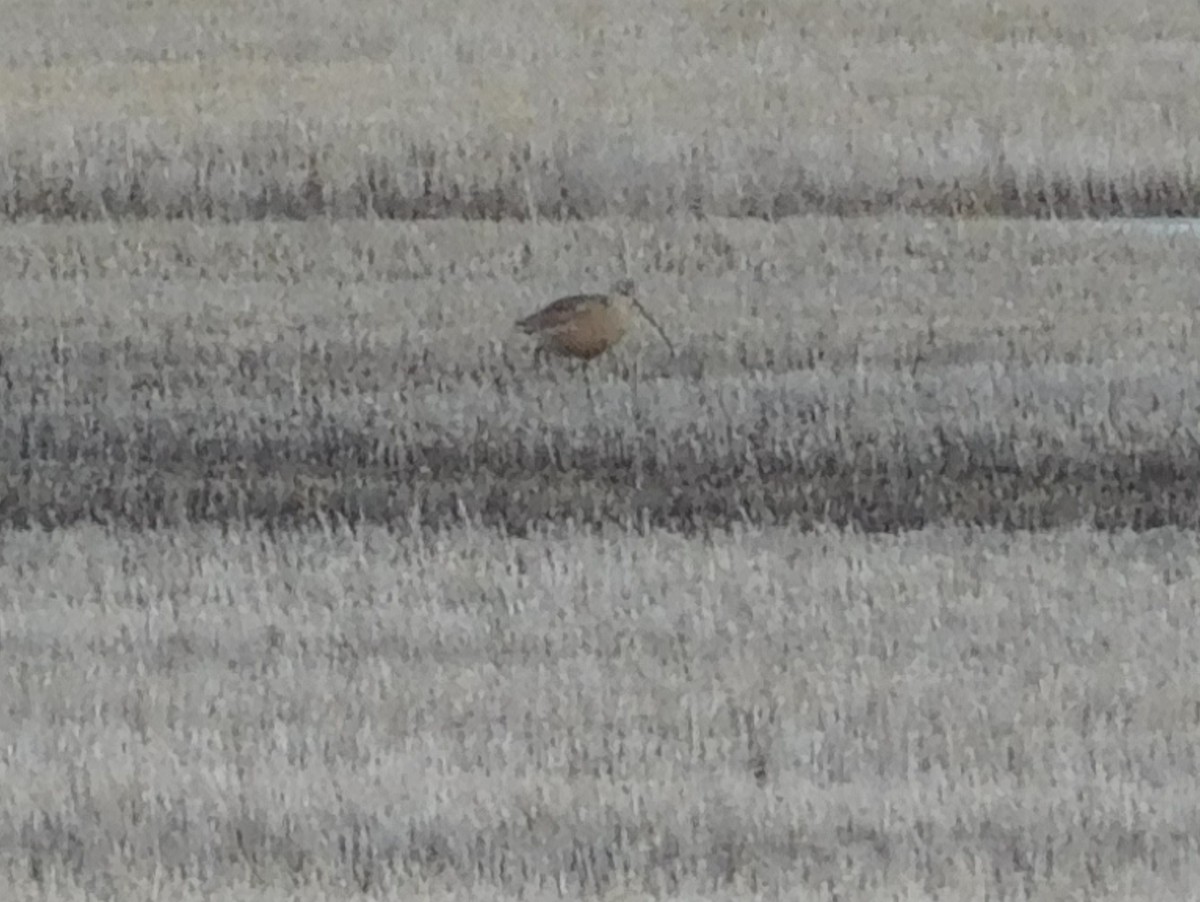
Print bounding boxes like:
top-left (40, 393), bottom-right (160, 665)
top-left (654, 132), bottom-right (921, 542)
top-left (3, 0), bottom-right (1200, 221)
top-left (4, 358), bottom-right (1200, 532)
top-left (3, 217), bottom-right (1194, 391)
top-left (7, 0), bottom-right (1200, 70)
top-left (6, 432), bottom-right (1200, 534)
top-left (2, 217), bottom-right (1197, 533)
top-left (2, 216), bottom-right (1196, 342)
top-left (5, 124), bottom-right (1200, 222)
top-left (3, 523), bottom-right (1199, 898)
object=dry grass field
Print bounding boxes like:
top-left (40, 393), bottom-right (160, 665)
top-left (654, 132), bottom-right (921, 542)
top-left (3, 0), bottom-right (1200, 220)
top-left (3, 524), bottom-right (1200, 900)
top-left (3, 217), bottom-right (1198, 535)
top-left (4, 0), bottom-right (1200, 898)
top-left (4, 214), bottom-right (1200, 899)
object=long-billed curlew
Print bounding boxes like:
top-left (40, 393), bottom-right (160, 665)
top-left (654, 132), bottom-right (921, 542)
top-left (515, 278), bottom-right (674, 362)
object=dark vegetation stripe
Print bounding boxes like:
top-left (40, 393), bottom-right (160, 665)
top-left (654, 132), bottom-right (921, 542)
top-left (4, 437), bottom-right (1199, 534)
top-left (4, 152), bottom-right (1200, 222)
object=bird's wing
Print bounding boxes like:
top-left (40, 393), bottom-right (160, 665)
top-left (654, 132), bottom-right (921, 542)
top-left (516, 293), bottom-right (606, 332)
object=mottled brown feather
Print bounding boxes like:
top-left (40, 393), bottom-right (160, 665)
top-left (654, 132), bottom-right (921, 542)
top-left (515, 293), bottom-right (612, 333)
top-left (515, 280), bottom-right (672, 360)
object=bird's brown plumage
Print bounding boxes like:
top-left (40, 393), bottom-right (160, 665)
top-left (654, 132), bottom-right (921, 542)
top-left (516, 280), bottom-right (672, 361)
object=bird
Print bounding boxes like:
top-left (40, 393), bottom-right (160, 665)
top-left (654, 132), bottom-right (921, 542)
top-left (515, 278), bottom-right (674, 362)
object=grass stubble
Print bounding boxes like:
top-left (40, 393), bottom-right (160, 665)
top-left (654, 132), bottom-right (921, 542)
top-left (2, 216), bottom-right (1198, 535)
top-left (2, 215), bottom-right (1200, 897)
top-left (2, 523), bottom-right (1200, 899)
top-left (4, 0), bottom-right (1200, 896)
top-left (2, 0), bottom-right (1200, 221)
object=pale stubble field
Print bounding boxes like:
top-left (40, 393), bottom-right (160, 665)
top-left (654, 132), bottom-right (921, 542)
top-left (3, 215), bottom-right (1200, 899)
top-left (3, 217), bottom-right (1199, 533)
top-left (3, 523), bottom-right (1200, 900)
top-left (4, 0), bottom-right (1200, 898)
top-left (4, 0), bottom-right (1200, 221)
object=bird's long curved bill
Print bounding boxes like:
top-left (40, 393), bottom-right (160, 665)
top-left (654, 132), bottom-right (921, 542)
top-left (631, 298), bottom-right (675, 356)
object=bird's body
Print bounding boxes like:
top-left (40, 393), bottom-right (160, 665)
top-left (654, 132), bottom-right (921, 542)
top-left (516, 279), bottom-right (673, 361)
top-left (516, 291), bottom-right (635, 360)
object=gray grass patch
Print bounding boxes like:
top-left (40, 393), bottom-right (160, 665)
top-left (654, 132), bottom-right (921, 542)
top-left (2, 217), bottom-right (1197, 534)
top-left (1, 524), bottom-right (1198, 897)
top-left (3, 1), bottom-right (1200, 223)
